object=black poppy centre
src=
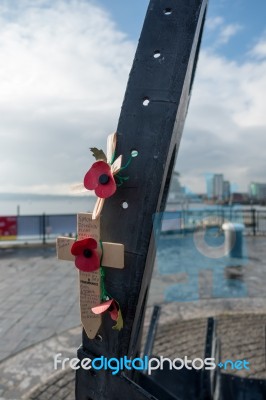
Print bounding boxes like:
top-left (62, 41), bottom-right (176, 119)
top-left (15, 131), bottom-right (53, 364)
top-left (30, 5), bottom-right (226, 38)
top-left (83, 249), bottom-right (93, 258)
top-left (99, 174), bottom-right (110, 185)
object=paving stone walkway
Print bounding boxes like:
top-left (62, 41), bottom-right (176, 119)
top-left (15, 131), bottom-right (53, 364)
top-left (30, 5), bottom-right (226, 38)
top-left (1, 237), bottom-right (266, 362)
top-left (0, 326), bottom-right (81, 399)
top-left (0, 238), bottom-right (266, 399)
top-left (25, 369), bottom-right (75, 400)
top-left (24, 312), bottom-right (266, 400)
top-left (0, 245), bottom-right (79, 362)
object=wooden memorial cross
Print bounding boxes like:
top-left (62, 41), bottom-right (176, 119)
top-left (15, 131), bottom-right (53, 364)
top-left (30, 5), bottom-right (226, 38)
top-left (75, 0), bottom-right (208, 399)
top-left (56, 212), bottom-right (124, 339)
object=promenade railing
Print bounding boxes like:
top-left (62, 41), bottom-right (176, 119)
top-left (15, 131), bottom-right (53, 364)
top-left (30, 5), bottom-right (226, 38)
top-left (1, 208), bottom-right (265, 245)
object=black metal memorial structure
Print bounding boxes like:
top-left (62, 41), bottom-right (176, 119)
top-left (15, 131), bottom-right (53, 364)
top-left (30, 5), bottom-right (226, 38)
top-left (75, 1), bottom-right (266, 399)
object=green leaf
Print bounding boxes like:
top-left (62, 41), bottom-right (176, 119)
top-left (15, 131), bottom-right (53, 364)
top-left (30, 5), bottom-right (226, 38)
top-left (90, 147), bottom-right (107, 162)
top-left (112, 309), bottom-right (123, 331)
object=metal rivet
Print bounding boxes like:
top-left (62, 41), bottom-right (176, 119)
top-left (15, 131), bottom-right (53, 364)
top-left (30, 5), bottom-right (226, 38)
top-left (142, 97), bottom-right (150, 106)
top-left (95, 334), bottom-right (103, 342)
top-left (131, 150), bottom-right (138, 158)
top-left (164, 8), bottom-right (172, 15)
top-left (122, 202), bottom-right (129, 209)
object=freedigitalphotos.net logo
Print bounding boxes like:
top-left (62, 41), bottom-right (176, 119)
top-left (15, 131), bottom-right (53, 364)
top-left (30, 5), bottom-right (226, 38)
top-left (54, 354), bottom-right (250, 375)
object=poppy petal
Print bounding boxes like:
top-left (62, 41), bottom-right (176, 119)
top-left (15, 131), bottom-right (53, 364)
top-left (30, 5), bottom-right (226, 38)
top-left (92, 299), bottom-right (113, 315)
top-left (84, 161), bottom-right (111, 190)
top-left (84, 169), bottom-right (98, 190)
top-left (71, 240), bottom-right (83, 256)
top-left (75, 251), bottom-right (100, 272)
top-left (95, 176), bottom-right (117, 198)
top-left (85, 237), bottom-right (98, 250)
top-left (108, 300), bottom-right (119, 321)
top-left (71, 238), bottom-right (98, 256)
top-left (109, 303), bottom-right (119, 321)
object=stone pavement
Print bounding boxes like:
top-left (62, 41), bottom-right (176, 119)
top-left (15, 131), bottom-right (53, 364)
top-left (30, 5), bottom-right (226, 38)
top-left (0, 326), bottom-right (81, 399)
top-left (25, 369), bottom-right (75, 400)
top-left (0, 245), bottom-right (80, 362)
top-left (1, 237), bottom-right (266, 362)
top-left (1, 301), bottom-right (266, 399)
top-left (0, 237), bottom-right (266, 399)
top-left (24, 312), bottom-right (266, 399)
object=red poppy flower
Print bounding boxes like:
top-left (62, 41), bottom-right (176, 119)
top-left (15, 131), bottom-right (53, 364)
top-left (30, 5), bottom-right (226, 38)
top-left (84, 161), bottom-right (116, 199)
top-left (71, 238), bottom-right (100, 272)
top-left (91, 299), bottom-right (119, 320)
top-left (92, 299), bottom-right (123, 330)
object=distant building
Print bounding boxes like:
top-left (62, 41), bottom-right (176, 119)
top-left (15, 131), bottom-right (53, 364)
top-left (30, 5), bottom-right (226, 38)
top-left (168, 172), bottom-right (186, 203)
top-left (223, 180), bottom-right (231, 202)
top-left (206, 174), bottom-right (214, 199)
top-left (213, 174), bottom-right (223, 201)
top-left (249, 182), bottom-right (266, 203)
top-left (206, 173), bottom-right (230, 202)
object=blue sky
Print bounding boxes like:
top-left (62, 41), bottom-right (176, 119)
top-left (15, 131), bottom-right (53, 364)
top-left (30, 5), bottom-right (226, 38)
top-left (204, 0), bottom-right (266, 60)
top-left (98, 0), bottom-right (266, 60)
top-left (0, 0), bottom-right (265, 194)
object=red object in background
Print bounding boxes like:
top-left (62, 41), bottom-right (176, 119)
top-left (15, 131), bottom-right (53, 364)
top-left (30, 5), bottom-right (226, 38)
top-left (0, 216), bottom-right (17, 238)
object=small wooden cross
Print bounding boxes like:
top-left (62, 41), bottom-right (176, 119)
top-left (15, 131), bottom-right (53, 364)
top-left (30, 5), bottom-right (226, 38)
top-left (56, 212), bottom-right (124, 339)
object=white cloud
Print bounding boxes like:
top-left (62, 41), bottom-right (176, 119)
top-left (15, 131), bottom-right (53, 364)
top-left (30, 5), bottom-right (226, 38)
top-left (217, 23), bottom-right (243, 45)
top-left (0, 1), bottom-right (265, 198)
top-left (206, 16), bottom-right (224, 31)
top-left (205, 14), bottom-right (243, 48)
top-left (250, 35), bottom-right (266, 60)
top-left (0, 0), bottom-right (134, 194)
top-left (176, 45), bottom-right (266, 192)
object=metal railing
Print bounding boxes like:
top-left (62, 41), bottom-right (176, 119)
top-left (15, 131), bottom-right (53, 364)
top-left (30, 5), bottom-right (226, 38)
top-left (161, 208), bottom-right (266, 236)
top-left (0, 214), bottom-right (76, 245)
top-left (1, 208), bottom-right (265, 245)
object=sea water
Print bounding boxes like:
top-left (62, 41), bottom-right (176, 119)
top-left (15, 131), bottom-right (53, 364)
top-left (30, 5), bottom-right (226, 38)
top-left (0, 194), bottom-right (96, 216)
top-left (1, 192), bottom-right (265, 216)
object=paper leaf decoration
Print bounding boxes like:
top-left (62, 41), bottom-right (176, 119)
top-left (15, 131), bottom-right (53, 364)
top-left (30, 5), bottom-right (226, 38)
top-left (90, 147), bottom-right (107, 162)
top-left (112, 309), bottom-right (123, 331)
